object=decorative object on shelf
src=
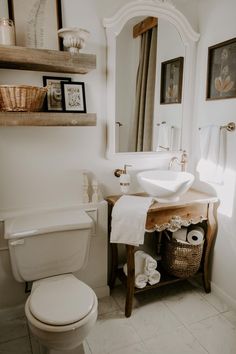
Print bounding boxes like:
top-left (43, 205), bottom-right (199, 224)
top-left (0, 18), bottom-right (15, 45)
top-left (206, 37), bottom-right (236, 100)
top-left (0, 85), bottom-right (47, 112)
top-left (58, 27), bottom-right (90, 54)
top-left (42, 76), bottom-right (71, 112)
top-left (61, 82), bottom-right (87, 113)
top-left (7, 0), bottom-right (62, 50)
top-left (82, 172), bottom-right (90, 203)
top-left (160, 56), bottom-right (184, 104)
top-left (91, 179), bottom-right (98, 203)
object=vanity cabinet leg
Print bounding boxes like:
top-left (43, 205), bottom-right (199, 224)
top-left (109, 243), bottom-right (118, 289)
top-left (203, 202), bottom-right (217, 293)
top-left (125, 245), bottom-right (135, 318)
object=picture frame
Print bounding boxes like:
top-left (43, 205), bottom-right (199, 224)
top-left (206, 38), bottom-right (236, 100)
top-left (43, 76), bottom-right (71, 112)
top-left (8, 0), bottom-right (63, 50)
top-left (160, 57), bottom-right (184, 104)
top-left (61, 82), bottom-right (87, 113)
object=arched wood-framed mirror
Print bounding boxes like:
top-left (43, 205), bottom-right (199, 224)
top-left (103, 0), bottom-right (200, 159)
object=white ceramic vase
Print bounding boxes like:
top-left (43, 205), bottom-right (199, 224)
top-left (58, 27), bottom-right (90, 54)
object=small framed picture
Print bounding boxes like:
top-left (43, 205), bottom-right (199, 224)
top-left (160, 57), bottom-right (184, 104)
top-left (61, 82), bottom-right (87, 113)
top-left (8, 0), bottom-right (63, 50)
top-left (43, 76), bottom-right (72, 112)
top-left (206, 38), bottom-right (236, 100)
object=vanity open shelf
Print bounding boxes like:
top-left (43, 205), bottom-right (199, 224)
top-left (117, 265), bottom-right (193, 294)
top-left (106, 189), bottom-right (218, 317)
top-left (0, 112), bottom-right (97, 126)
top-left (0, 45), bottom-right (96, 74)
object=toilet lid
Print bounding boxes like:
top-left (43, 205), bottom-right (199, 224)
top-left (29, 275), bottom-right (95, 326)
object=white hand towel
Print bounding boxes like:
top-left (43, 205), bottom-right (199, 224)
top-left (135, 250), bottom-right (157, 276)
top-left (123, 264), bottom-right (148, 289)
top-left (197, 125), bottom-right (226, 184)
top-left (148, 270), bottom-right (161, 285)
top-left (156, 123), bottom-right (171, 151)
top-left (110, 196), bottom-right (153, 246)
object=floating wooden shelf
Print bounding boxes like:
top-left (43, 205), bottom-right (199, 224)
top-left (0, 45), bottom-right (96, 74)
top-left (0, 112), bottom-right (97, 126)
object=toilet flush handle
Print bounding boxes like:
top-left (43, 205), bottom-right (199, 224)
top-left (10, 239), bottom-right (25, 246)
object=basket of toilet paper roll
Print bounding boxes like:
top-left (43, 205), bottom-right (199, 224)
top-left (162, 226), bottom-right (205, 279)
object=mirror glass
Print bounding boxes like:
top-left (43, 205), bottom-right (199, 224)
top-left (115, 17), bottom-right (185, 153)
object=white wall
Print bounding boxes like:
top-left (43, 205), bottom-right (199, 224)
top-left (191, 0), bottom-right (236, 305)
top-left (0, 0), bottom-right (199, 309)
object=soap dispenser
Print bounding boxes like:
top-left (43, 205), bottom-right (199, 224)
top-left (119, 164), bottom-right (131, 194)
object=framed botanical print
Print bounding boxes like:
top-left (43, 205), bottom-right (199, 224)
top-left (43, 76), bottom-right (71, 112)
top-left (160, 57), bottom-right (184, 104)
top-left (8, 0), bottom-right (62, 50)
top-left (61, 82), bottom-right (87, 113)
top-left (206, 38), bottom-right (236, 100)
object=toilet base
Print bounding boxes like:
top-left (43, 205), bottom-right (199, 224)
top-left (36, 341), bottom-right (86, 354)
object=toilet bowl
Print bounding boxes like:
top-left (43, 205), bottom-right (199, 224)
top-left (25, 274), bottom-right (98, 351)
top-left (4, 209), bottom-right (98, 353)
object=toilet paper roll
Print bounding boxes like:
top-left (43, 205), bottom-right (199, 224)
top-left (187, 227), bottom-right (204, 245)
top-left (172, 228), bottom-right (187, 242)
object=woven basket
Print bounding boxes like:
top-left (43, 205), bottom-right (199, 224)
top-left (162, 238), bottom-right (204, 278)
top-left (0, 85), bottom-right (47, 112)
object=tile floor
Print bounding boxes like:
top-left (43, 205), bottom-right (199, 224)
top-left (0, 281), bottom-right (236, 354)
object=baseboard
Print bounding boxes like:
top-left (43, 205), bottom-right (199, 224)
top-left (211, 281), bottom-right (236, 310)
top-left (93, 285), bottom-right (110, 299)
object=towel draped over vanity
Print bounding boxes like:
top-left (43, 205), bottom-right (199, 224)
top-left (110, 195), bottom-right (153, 246)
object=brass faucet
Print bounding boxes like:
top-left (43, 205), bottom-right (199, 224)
top-left (168, 150), bottom-right (188, 171)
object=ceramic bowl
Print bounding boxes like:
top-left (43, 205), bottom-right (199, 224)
top-left (58, 27), bottom-right (90, 54)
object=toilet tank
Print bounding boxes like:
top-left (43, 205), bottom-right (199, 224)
top-left (4, 209), bottom-right (93, 282)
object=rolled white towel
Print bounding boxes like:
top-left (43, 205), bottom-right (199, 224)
top-left (148, 270), bottom-right (161, 285)
top-left (123, 264), bottom-right (148, 289)
top-left (135, 250), bottom-right (157, 276)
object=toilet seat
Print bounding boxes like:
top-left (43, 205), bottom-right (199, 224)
top-left (28, 274), bottom-right (95, 326)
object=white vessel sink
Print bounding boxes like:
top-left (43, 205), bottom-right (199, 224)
top-left (137, 170), bottom-right (194, 203)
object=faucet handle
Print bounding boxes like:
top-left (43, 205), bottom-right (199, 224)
top-left (124, 164), bottom-right (132, 173)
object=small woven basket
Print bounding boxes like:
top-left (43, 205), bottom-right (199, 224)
top-left (0, 85), bottom-right (47, 112)
top-left (162, 238), bottom-right (204, 278)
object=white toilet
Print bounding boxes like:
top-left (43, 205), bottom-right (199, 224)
top-left (4, 209), bottom-right (98, 353)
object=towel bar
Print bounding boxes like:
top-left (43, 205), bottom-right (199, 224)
top-left (199, 122), bottom-right (235, 132)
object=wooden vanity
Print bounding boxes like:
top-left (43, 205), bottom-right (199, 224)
top-left (106, 189), bottom-right (218, 317)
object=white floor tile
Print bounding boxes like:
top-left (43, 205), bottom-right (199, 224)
top-left (0, 314), bottom-right (28, 344)
top-left (98, 295), bottom-right (119, 315)
top-left (0, 336), bottom-right (31, 354)
top-left (144, 326), bottom-right (208, 354)
top-left (222, 310), bottom-right (236, 326)
top-left (164, 288), bottom-right (218, 325)
top-left (201, 292), bottom-right (231, 312)
top-left (189, 314), bottom-right (236, 354)
top-left (110, 342), bottom-right (149, 354)
top-left (1, 284), bottom-right (235, 354)
top-left (111, 286), bottom-right (147, 311)
top-left (129, 301), bottom-right (183, 341)
top-left (86, 310), bottom-right (141, 354)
